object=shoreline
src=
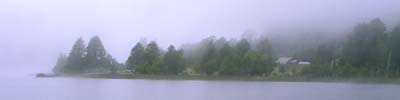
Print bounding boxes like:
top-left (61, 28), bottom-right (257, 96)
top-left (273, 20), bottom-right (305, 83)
top-left (36, 73), bottom-right (400, 84)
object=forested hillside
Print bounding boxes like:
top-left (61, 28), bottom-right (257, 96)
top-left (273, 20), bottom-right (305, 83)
top-left (53, 18), bottom-right (400, 78)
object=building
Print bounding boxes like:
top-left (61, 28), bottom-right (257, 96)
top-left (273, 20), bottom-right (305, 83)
top-left (275, 57), bottom-right (311, 65)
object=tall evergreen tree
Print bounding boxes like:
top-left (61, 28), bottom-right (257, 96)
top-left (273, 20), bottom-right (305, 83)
top-left (63, 38), bottom-right (87, 73)
top-left (52, 53), bottom-right (68, 74)
top-left (200, 41), bottom-right (218, 75)
top-left (105, 54), bottom-right (118, 73)
top-left (163, 45), bottom-right (185, 75)
top-left (256, 37), bottom-right (274, 66)
top-left (140, 41), bottom-right (162, 74)
top-left (126, 43), bottom-right (145, 72)
top-left (253, 37), bottom-right (274, 75)
top-left (214, 37), bottom-right (228, 50)
top-left (86, 36), bottom-right (115, 72)
top-left (315, 43), bottom-right (335, 64)
top-left (218, 43), bottom-right (238, 75)
top-left (341, 18), bottom-right (386, 76)
top-left (342, 19), bottom-right (386, 67)
top-left (243, 51), bottom-right (267, 76)
top-left (236, 39), bottom-right (251, 56)
top-left (235, 39), bottom-right (251, 75)
top-left (389, 26), bottom-right (400, 76)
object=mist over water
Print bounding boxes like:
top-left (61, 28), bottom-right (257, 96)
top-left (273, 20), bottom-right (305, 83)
top-left (1, 0), bottom-right (400, 75)
top-left (1, 0), bottom-right (400, 100)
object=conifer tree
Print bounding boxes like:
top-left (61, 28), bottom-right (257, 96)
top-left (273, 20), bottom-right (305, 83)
top-left (126, 43), bottom-right (145, 72)
top-left (63, 38), bottom-right (87, 73)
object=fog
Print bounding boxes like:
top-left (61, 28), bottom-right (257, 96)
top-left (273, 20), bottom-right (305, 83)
top-left (1, 0), bottom-right (400, 75)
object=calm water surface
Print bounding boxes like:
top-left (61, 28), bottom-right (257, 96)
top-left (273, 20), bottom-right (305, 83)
top-left (1, 76), bottom-right (400, 100)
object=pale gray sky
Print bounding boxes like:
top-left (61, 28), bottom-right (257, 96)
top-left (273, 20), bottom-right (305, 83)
top-left (0, 0), bottom-right (399, 74)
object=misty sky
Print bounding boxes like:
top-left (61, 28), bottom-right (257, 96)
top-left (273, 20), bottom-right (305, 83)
top-left (0, 0), bottom-right (399, 74)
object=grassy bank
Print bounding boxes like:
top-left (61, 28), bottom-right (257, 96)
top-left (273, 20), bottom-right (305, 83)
top-left (127, 75), bottom-right (400, 84)
top-left (37, 73), bottom-right (400, 84)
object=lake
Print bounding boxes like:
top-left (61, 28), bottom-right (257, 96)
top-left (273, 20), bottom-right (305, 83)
top-left (1, 76), bottom-right (400, 100)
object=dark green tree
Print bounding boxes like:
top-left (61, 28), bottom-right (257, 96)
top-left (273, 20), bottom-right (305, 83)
top-left (163, 45), bottom-right (185, 75)
top-left (126, 43), bottom-right (145, 72)
top-left (62, 38), bottom-right (87, 73)
top-left (341, 18), bottom-right (386, 76)
top-left (141, 41), bottom-right (162, 74)
top-left (252, 37), bottom-right (274, 75)
top-left (256, 37), bottom-right (274, 65)
top-left (218, 43), bottom-right (238, 75)
top-left (243, 51), bottom-right (267, 76)
top-left (389, 26), bottom-right (400, 76)
top-left (199, 41), bottom-right (218, 75)
top-left (105, 54), bottom-right (118, 74)
top-left (235, 39), bottom-right (251, 75)
top-left (315, 43), bottom-right (335, 64)
top-left (214, 37), bottom-right (228, 50)
top-left (236, 39), bottom-right (251, 56)
top-left (86, 36), bottom-right (115, 73)
top-left (52, 53), bottom-right (68, 74)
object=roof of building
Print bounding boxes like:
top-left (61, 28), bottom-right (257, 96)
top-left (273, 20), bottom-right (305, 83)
top-left (276, 57), bottom-right (311, 65)
top-left (298, 61), bottom-right (311, 65)
top-left (276, 57), bottom-right (293, 64)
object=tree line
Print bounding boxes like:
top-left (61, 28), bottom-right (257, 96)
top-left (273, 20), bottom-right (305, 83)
top-left (301, 18), bottom-right (400, 78)
top-left (53, 36), bottom-right (274, 76)
top-left (124, 35), bottom-right (275, 76)
top-left (53, 36), bottom-right (118, 74)
top-left (53, 18), bottom-right (400, 78)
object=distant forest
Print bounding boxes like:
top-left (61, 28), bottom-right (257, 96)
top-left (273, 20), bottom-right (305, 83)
top-left (53, 18), bottom-right (400, 78)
